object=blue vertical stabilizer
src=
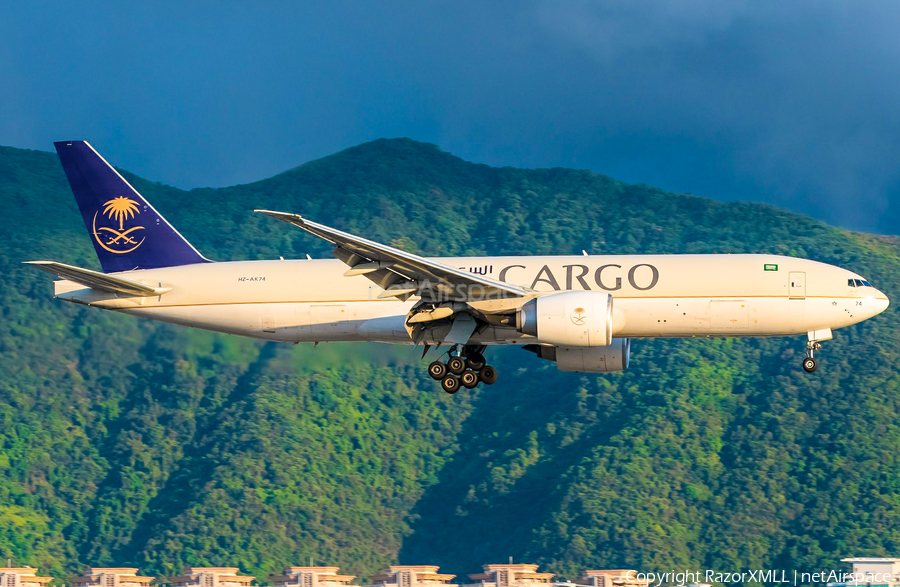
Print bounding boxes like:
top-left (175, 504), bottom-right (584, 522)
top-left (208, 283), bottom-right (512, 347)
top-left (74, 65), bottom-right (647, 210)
top-left (54, 140), bottom-right (210, 272)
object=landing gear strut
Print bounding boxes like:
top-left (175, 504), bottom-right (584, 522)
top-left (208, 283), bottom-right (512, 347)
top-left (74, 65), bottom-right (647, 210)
top-left (427, 345), bottom-right (498, 393)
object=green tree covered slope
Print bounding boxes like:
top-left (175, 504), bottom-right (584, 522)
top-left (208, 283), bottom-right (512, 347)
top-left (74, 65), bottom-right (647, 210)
top-left (0, 139), bottom-right (898, 584)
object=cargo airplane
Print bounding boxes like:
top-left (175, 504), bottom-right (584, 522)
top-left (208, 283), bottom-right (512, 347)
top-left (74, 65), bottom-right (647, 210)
top-left (28, 141), bottom-right (890, 393)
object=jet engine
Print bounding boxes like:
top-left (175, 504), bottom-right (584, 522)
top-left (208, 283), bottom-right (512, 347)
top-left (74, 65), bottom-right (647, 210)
top-left (517, 291), bottom-right (613, 347)
top-left (524, 338), bottom-right (631, 373)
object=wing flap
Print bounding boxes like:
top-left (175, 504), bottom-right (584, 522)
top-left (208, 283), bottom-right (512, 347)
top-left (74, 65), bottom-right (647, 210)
top-left (25, 261), bottom-right (171, 297)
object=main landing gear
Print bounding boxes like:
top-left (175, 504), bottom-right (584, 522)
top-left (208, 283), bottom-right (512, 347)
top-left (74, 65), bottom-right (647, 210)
top-left (428, 345), bottom-right (498, 393)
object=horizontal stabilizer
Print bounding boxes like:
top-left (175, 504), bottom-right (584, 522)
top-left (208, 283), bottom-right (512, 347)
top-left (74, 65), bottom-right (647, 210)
top-left (24, 261), bottom-right (172, 297)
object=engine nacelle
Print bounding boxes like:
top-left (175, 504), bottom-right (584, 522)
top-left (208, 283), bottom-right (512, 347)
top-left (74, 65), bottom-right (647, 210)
top-left (524, 338), bottom-right (631, 373)
top-left (518, 291), bottom-right (613, 347)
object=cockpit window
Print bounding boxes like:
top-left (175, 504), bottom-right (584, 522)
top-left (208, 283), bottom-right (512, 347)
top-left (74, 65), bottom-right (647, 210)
top-left (848, 279), bottom-right (875, 287)
top-left (847, 278), bottom-right (874, 287)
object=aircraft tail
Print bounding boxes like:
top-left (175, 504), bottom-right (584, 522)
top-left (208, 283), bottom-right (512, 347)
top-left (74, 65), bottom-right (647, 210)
top-left (54, 140), bottom-right (210, 273)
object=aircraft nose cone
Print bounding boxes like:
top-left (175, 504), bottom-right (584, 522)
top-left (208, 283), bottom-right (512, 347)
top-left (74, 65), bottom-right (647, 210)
top-left (872, 290), bottom-right (890, 315)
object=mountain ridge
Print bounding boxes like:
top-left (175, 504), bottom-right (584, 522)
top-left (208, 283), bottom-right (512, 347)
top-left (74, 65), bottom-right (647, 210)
top-left (3, 137), bottom-right (831, 242)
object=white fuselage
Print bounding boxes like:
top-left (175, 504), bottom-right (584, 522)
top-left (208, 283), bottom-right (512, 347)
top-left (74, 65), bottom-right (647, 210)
top-left (53, 254), bottom-right (889, 345)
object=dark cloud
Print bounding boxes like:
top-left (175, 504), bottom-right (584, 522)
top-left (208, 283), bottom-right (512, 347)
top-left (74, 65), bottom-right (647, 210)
top-left (1, 1), bottom-right (898, 233)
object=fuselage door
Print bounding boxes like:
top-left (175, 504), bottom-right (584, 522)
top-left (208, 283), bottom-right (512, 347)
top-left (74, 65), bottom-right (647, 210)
top-left (789, 272), bottom-right (806, 299)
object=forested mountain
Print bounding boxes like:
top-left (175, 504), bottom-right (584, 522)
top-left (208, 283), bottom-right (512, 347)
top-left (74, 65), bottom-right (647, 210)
top-left (0, 139), bottom-right (898, 586)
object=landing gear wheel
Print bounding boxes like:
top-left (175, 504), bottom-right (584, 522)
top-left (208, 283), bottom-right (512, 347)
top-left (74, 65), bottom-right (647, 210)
top-left (441, 374), bottom-right (461, 394)
top-left (802, 357), bottom-right (818, 373)
top-left (428, 361), bottom-right (447, 380)
top-left (461, 370), bottom-right (479, 389)
top-left (447, 356), bottom-right (466, 375)
top-left (479, 365), bottom-right (498, 385)
top-left (466, 352), bottom-right (486, 371)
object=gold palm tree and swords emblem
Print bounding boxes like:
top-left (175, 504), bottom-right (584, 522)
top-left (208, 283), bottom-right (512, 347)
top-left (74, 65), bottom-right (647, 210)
top-left (92, 196), bottom-right (146, 254)
top-left (571, 307), bottom-right (587, 325)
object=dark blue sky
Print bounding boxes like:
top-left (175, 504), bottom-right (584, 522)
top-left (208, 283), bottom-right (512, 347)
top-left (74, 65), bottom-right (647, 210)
top-left (2, 2), bottom-right (899, 234)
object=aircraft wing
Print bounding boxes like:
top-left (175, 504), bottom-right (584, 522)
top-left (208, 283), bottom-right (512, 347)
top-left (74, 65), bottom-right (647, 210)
top-left (24, 261), bottom-right (172, 297)
top-left (256, 210), bottom-right (529, 301)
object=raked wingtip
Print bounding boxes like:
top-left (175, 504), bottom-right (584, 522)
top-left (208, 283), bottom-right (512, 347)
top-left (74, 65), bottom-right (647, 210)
top-left (255, 209), bottom-right (305, 222)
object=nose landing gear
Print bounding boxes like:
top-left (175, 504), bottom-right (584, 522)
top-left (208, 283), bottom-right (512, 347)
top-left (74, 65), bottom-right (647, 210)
top-left (428, 345), bottom-right (498, 393)
top-left (801, 329), bottom-right (831, 373)
top-left (803, 341), bottom-right (821, 373)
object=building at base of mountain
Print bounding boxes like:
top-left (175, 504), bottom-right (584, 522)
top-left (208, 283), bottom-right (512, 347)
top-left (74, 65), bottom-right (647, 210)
top-left (573, 570), bottom-right (649, 587)
top-left (364, 566), bottom-right (457, 587)
top-left (72, 568), bottom-right (154, 587)
top-left (826, 558), bottom-right (900, 586)
top-left (463, 564), bottom-right (554, 587)
top-left (0, 568), bottom-right (53, 587)
top-left (269, 567), bottom-right (356, 587)
top-left (170, 568), bottom-right (255, 587)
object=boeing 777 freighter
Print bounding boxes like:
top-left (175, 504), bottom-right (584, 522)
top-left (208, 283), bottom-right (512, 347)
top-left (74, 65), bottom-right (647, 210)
top-left (28, 141), bottom-right (890, 393)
